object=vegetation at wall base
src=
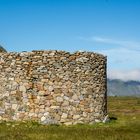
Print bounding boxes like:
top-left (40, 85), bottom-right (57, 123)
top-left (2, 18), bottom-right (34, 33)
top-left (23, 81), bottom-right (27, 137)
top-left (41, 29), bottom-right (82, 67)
top-left (0, 96), bottom-right (140, 140)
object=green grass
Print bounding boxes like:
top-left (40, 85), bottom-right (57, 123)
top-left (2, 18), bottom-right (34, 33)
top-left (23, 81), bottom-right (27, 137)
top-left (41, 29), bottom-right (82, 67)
top-left (0, 96), bottom-right (140, 140)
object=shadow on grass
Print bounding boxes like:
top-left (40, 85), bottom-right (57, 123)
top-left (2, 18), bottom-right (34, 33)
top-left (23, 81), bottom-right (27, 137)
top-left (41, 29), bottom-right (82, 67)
top-left (109, 116), bottom-right (117, 121)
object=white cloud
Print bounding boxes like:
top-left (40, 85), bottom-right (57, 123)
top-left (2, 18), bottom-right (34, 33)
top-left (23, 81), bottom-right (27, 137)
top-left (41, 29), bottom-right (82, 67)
top-left (79, 36), bottom-right (140, 51)
top-left (108, 69), bottom-right (140, 81)
top-left (99, 48), bottom-right (140, 69)
top-left (91, 36), bottom-right (124, 44)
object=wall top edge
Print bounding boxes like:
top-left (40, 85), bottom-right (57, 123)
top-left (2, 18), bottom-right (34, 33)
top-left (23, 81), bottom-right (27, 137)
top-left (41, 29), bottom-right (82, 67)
top-left (0, 50), bottom-right (106, 58)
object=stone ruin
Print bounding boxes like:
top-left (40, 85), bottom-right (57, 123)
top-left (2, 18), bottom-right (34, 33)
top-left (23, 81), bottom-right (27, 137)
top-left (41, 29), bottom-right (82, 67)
top-left (0, 50), bottom-right (107, 125)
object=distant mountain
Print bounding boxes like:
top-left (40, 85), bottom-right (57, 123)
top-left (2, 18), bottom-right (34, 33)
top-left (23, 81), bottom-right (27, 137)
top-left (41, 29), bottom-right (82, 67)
top-left (107, 79), bottom-right (140, 97)
top-left (0, 45), bottom-right (7, 52)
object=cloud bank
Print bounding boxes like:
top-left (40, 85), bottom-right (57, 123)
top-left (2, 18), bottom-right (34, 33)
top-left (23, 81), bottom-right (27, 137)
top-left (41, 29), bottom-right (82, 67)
top-left (108, 69), bottom-right (140, 81)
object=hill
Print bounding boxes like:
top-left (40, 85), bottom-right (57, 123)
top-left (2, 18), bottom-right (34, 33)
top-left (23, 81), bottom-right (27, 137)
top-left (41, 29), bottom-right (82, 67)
top-left (0, 45), bottom-right (7, 52)
top-left (107, 79), bottom-right (140, 96)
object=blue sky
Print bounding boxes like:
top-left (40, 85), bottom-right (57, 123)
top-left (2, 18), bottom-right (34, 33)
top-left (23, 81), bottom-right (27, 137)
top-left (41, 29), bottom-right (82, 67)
top-left (0, 0), bottom-right (140, 80)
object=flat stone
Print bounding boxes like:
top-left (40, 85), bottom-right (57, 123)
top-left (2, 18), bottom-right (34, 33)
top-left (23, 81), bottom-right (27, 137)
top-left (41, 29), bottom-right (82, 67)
top-left (61, 113), bottom-right (67, 119)
top-left (12, 104), bottom-right (18, 110)
top-left (48, 86), bottom-right (54, 92)
top-left (73, 115), bottom-right (80, 119)
top-left (29, 113), bottom-right (35, 117)
top-left (72, 94), bottom-right (78, 100)
top-left (63, 96), bottom-right (69, 100)
top-left (64, 122), bottom-right (73, 125)
top-left (56, 97), bottom-right (63, 102)
top-left (83, 112), bottom-right (87, 117)
top-left (50, 106), bottom-right (60, 109)
top-left (41, 116), bottom-right (46, 122)
top-left (54, 114), bottom-right (61, 120)
top-left (38, 91), bottom-right (45, 95)
top-left (95, 119), bottom-right (101, 123)
top-left (19, 85), bottom-right (26, 92)
top-left (94, 113), bottom-right (100, 117)
top-left (62, 101), bottom-right (69, 106)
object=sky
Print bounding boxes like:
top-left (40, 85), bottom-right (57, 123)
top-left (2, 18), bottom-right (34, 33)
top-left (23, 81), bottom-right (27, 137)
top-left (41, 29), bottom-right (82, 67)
top-left (0, 0), bottom-right (140, 81)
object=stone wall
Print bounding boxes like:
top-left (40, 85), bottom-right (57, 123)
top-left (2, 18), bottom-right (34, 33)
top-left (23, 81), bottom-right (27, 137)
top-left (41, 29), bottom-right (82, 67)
top-left (0, 50), bottom-right (107, 125)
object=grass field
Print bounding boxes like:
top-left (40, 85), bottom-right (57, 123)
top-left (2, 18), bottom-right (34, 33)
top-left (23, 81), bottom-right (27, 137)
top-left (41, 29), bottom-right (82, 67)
top-left (0, 96), bottom-right (140, 140)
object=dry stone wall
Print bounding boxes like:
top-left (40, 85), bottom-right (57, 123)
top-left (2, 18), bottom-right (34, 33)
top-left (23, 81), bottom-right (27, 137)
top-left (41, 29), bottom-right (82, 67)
top-left (0, 50), bottom-right (107, 125)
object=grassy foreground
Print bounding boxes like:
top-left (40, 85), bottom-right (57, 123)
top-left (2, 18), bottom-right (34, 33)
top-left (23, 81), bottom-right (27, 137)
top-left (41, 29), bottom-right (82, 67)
top-left (0, 96), bottom-right (140, 140)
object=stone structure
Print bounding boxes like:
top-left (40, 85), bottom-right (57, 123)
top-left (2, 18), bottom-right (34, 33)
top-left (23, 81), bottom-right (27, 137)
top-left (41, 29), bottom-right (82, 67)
top-left (0, 50), bottom-right (107, 125)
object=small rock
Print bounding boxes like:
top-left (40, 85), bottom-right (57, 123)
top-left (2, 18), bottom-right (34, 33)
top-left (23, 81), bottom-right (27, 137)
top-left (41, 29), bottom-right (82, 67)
top-left (102, 115), bottom-right (110, 123)
top-left (64, 122), bottom-right (73, 125)
top-left (61, 113), bottom-right (67, 119)
top-left (72, 94), bottom-right (78, 100)
top-left (83, 112), bottom-right (87, 117)
top-left (73, 115), bottom-right (80, 119)
top-left (95, 119), bottom-right (101, 123)
top-left (41, 118), bottom-right (58, 125)
top-left (48, 86), bottom-right (54, 92)
top-left (50, 106), bottom-right (60, 109)
top-left (56, 97), bottom-right (63, 102)
top-left (62, 101), bottom-right (69, 106)
top-left (19, 85), bottom-right (26, 92)
top-left (12, 104), bottom-right (18, 110)
top-left (41, 116), bottom-right (46, 122)
top-left (38, 91), bottom-right (45, 95)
